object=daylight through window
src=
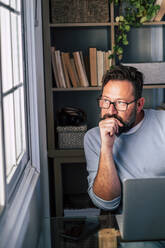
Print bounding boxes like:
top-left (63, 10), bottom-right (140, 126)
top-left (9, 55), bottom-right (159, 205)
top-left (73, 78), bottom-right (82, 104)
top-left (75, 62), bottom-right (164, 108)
top-left (0, 0), bottom-right (28, 195)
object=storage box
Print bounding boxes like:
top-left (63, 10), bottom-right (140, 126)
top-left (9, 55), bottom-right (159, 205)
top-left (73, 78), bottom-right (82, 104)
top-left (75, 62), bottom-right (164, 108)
top-left (50, 0), bottom-right (109, 23)
top-left (57, 125), bottom-right (87, 149)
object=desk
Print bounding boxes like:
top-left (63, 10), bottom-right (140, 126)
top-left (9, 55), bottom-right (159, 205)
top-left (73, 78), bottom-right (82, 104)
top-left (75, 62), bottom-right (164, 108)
top-left (48, 149), bottom-right (86, 216)
top-left (50, 214), bottom-right (165, 248)
top-left (51, 214), bottom-right (119, 248)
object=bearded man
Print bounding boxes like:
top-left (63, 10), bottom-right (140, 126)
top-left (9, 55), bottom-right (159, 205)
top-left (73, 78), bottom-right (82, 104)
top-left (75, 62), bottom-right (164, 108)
top-left (84, 65), bottom-right (165, 211)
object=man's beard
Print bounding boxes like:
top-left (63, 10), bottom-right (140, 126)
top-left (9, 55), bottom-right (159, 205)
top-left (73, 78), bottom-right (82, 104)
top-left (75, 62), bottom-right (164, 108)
top-left (100, 107), bottom-right (137, 136)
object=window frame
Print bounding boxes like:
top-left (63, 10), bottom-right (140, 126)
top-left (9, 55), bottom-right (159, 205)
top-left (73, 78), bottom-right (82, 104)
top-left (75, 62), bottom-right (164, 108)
top-left (0, 44), bottom-right (6, 213)
top-left (0, 0), bottom-right (40, 214)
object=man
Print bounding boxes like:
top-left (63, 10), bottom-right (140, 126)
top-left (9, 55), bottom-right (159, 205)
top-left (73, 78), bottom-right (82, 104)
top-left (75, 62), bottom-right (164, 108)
top-left (84, 65), bottom-right (165, 211)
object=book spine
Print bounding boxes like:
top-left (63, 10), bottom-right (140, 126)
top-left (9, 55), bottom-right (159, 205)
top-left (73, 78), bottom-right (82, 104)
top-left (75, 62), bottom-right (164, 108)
top-left (61, 52), bottom-right (72, 88)
top-left (51, 47), bottom-right (60, 88)
top-left (97, 50), bottom-right (104, 86)
top-left (54, 50), bottom-right (66, 88)
top-left (105, 50), bottom-right (112, 71)
top-left (79, 52), bottom-right (89, 87)
top-left (70, 58), bottom-right (80, 87)
top-left (63, 53), bottom-right (78, 87)
top-left (73, 51), bottom-right (89, 87)
top-left (89, 48), bottom-right (97, 86)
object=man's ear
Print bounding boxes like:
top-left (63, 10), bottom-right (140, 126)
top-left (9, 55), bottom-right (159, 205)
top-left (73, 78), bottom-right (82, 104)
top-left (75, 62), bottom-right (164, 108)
top-left (137, 97), bottom-right (145, 113)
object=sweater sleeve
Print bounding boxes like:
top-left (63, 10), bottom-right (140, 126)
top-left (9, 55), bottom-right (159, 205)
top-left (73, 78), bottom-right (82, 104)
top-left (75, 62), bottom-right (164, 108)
top-left (84, 128), bottom-right (121, 210)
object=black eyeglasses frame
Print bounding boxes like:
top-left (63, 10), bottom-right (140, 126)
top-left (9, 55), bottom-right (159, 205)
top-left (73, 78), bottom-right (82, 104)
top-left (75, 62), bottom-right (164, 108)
top-left (97, 97), bottom-right (138, 111)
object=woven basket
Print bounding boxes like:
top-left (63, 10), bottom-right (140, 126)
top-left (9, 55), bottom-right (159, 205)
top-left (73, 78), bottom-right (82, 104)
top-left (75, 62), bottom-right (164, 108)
top-left (51, 0), bottom-right (109, 23)
top-left (57, 125), bottom-right (87, 149)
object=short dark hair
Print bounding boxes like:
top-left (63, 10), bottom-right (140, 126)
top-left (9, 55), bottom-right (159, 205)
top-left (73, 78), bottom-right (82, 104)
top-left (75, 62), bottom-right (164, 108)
top-left (102, 65), bottom-right (144, 99)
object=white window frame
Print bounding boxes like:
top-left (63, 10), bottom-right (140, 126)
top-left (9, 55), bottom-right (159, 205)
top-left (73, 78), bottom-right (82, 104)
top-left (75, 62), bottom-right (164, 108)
top-left (0, 0), bottom-right (40, 247)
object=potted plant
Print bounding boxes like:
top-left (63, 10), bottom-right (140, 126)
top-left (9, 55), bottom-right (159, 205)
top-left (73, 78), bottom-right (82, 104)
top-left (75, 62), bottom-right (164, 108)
top-left (110, 0), bottom-right (161, 63)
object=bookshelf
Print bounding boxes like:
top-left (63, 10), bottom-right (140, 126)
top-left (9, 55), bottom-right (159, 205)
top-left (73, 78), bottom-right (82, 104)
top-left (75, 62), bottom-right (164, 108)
top-left (42, 0), bottom-right (165, 216)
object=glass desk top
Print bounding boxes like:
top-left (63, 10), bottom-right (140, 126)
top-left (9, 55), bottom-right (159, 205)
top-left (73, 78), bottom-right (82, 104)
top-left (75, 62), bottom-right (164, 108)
top-left (50, 214), bottom-right (165, 248)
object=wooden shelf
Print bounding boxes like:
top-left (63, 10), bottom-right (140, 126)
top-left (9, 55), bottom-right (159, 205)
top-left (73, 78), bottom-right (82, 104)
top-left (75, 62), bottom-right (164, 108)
top-left (142, 21), bottom-right (165, 25)
top-left (50, 23), bottom-right (112, 27)
top-left (143, 84), bottom-right (165, 89)
top-left (114, 21), bottom-right (165, 26)
top-left (52, 84), bottom-right (165, 92)
top-left (52, 87), bottom-right (101, 91)
top-left (48, 149), bottom-right (85, 158)
top-left (50, 21), bottom-right (165, 28)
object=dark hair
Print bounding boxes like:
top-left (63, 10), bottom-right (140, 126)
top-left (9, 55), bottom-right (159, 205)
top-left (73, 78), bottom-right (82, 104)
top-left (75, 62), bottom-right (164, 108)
top-left (102, 65), bottom-right (144, 99)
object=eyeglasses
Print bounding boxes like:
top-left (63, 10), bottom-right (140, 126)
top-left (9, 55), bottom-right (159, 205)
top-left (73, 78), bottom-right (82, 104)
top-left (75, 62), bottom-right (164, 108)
top-left (97, 97), bottom-right (137, 111)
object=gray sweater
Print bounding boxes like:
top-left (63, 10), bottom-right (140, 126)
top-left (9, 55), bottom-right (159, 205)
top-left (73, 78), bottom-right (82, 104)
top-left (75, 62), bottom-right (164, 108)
top-left (84, 109), bottom-right (165, 210)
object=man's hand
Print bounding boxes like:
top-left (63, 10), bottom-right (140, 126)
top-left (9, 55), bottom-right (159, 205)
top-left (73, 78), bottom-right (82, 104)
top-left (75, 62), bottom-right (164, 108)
top-left (93, 117), bottom-right (122, 201)
top-left (99, 117), bottom-right (123, 148)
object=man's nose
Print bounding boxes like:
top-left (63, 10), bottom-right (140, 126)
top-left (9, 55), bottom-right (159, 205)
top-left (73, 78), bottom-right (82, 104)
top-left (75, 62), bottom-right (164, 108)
top-left (108, 102), bottom-right (118, 114)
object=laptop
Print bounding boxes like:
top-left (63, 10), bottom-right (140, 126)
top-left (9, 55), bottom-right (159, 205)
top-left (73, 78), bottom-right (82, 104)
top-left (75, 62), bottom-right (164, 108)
top-left (115, 177), bottom-right (165, 241)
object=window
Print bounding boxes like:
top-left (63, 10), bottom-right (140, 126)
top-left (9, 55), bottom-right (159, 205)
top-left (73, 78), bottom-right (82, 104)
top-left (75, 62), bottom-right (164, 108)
top-left (0, 0), bottom-right (28, 212)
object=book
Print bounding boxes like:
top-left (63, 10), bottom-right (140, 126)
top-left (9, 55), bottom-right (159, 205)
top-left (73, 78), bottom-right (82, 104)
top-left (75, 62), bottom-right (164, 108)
top-left (80, 51), bottom-right (90, 84)
top-left (105, 50), bottom-right (112, 71)
top-left (54, 50), bottom-right (66, 88)
top-left (154, 0), bottom-right (165, 21)
top-left (61, 52), bottom-right (72, 88)
top-left (84, 55), bottom-right (90, 85)
top-left (70, 58), bottom-right (80, 87)
top-left (103, 51), bottom-right (106, 75)
top-left (89, 48), bottom-right (97, 86)
top-left (73, 51), bottom-right (89, 87)
top-left (62, 52), bottom-right (78, 88)
top-left (79, 51), bottom-right (86, 73)
top-left (97, 50), bottom-right (104, 86)
top-left (51, 47), bottom-right (60, 88)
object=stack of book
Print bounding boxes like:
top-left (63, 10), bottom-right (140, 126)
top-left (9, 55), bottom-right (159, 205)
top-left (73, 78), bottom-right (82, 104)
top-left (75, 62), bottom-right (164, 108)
top-left (51, 47), bottom-right (112, 88)
top-left (89, 48), bottom-right (112, 87)
top-left (51, 47), bottom-right (89, 88)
